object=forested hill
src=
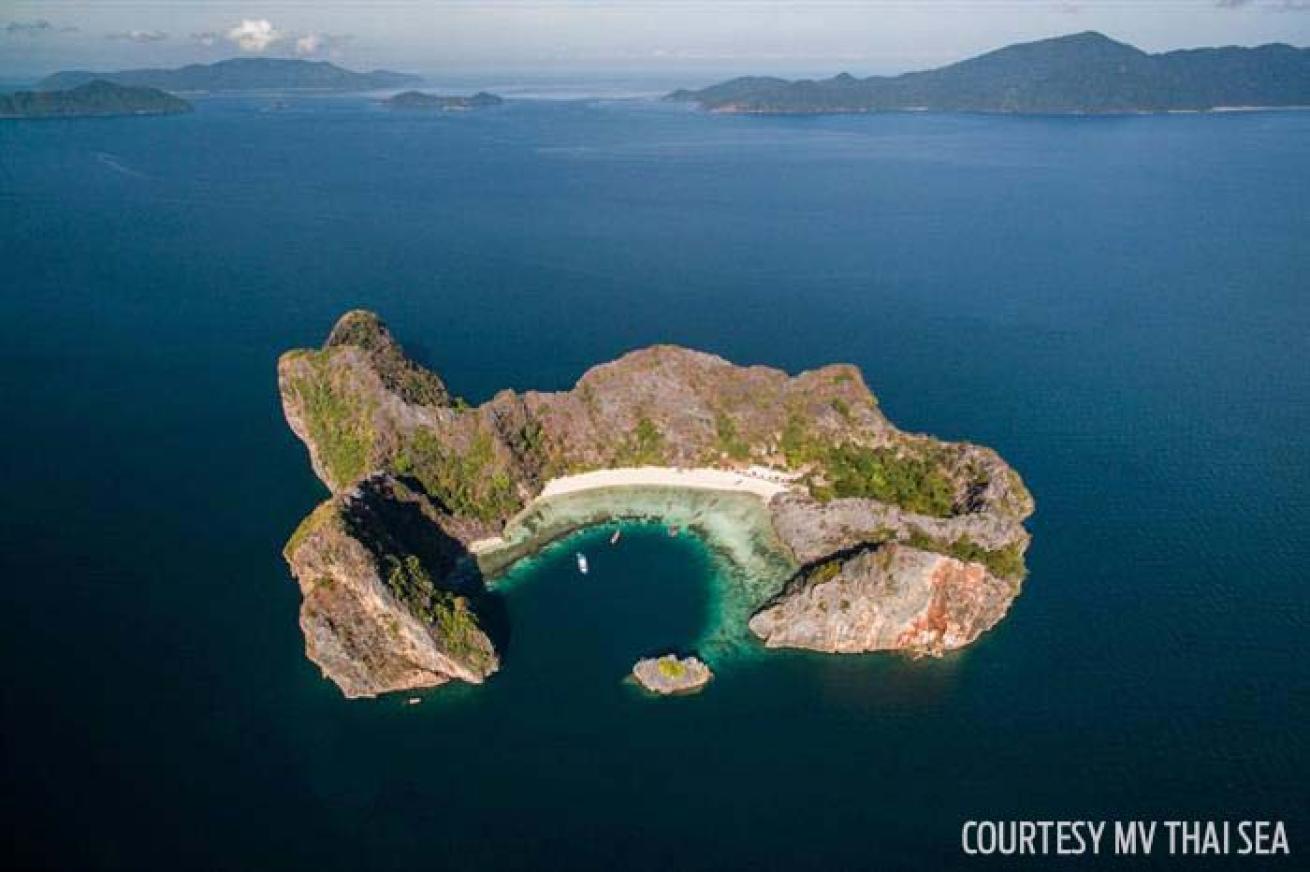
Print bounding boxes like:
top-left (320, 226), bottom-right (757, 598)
top-left (668, 32), bottom-right (1310, 114)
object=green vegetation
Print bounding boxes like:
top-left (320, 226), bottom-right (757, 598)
top-left (326, 311), bottom-right (449, 406)
top-left (284, 501), bottom-right (339, 558)
top-left (780, 411), bottom-right (810, 467)
top-left (714, 411), bottom-right (750, 460)
top-left (393, 428), bottom-right (521, 522)
top-left (657, 658), bottom-right (687, 679)
top-left (821, 444), bottom-right (957, 517)
top-left (906, 531), bottom-right (1027, 580)
top-left (291, 354), bottom-right (374, 489)
top-left (381, 554), bottom-right (490, 668)
top-left (830, 398), bottom-right (851, 422)
top-left (617, 416), bottom-right (666, 465)
top-left (780, 409), bottom-right (958, 517)
top-left (807, 559), bottom-right (843, 584)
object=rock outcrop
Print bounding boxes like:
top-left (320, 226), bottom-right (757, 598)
top-left (749, 544), bottom-right (1020, 656)
top-left (278, 310), bottom-right (1035, 697)
top-left (283, 475), bottom-right (498, 698)
top-left (632, 655), bottom-right (713, 695)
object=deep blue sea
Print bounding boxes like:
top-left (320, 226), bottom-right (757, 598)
top-left (2, 93), bottom-right (1307, 870)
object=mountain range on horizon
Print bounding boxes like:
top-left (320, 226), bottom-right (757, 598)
top-left (36, 57), bottom-right (421, 93)
top-left (669, 31), bottom-right (1310, 114)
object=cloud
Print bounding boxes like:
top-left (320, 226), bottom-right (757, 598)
top-left (191, 31), bottom-right (220, 47)
top-left (294, 32), bottom-right (352, 56)
top-left (108, 30), bottom-right (168, 43)
top-left (228, 18), bottom-right (281, 52)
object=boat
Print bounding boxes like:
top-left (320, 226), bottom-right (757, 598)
top-left (610, 529), bottom-right (621, 545)
top-left (406, 697), bottom-right (421, 706)
top-left (576, 553), bottom-right (589, 574)
top-left (668, 526), bottom-right (679, 537)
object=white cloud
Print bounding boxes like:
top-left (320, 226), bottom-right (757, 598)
top-left (108, 30), bottom-right (168, 43)
top-left (191, 31), bottom-right (220, 47)
top-left (294, 32), bottom-right (352, 57)
top-left (228, 19), bottom-right (281, 53)
top-left (295, 33), bottom-right (324, 56)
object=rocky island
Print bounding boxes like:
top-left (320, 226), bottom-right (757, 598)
top-left (279, 311), bottom-right (1033, 698)
top-left (0, 80), bottom-right (192, 119)
top-left (383, 91), bottom-right (504, 111)
top-left (631, 655), bottom-right (713, 696)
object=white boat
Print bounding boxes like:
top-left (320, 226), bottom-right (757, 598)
top-left (610, 529), bottom-right (621, 545)
top-left (576, 553), bottom-right (589, 574)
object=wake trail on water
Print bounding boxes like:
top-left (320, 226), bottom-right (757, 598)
top-left (95, 152), bottom-right (146, 179)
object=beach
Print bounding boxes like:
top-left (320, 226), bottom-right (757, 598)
top-left (470, 466), bottom-right (794, 555)
top-left (539, 465), bottom-right (793, 501)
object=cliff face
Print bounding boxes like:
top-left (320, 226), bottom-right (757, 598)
top-left (283, 475), bottom-right (498, 698)
top-left (749, 544), bottom-right (1020, 656)
top-left (278, 310), bottom-right (1034, 697)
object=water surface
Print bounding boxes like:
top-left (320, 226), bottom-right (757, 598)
top-left (1, 95), bottom-right (1307, 870)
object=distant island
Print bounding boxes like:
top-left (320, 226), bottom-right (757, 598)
top-left (37, 57), bottom-right (421, 93)
top-left (0, 80), bottom-right (192, 120)
top-left (383, 90), bottom-right (504, 111)
top-left (668, 31), bottom-right (1310, 114)
top-left (278, 311), bottom-right (1034, 698)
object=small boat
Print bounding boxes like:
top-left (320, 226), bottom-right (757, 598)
top-left (576, 553), bottom-right (589, 574)
top-left (610, 529), bottom-right (622, 545)
top-left (406, 697), bottom-right (421, 706)
top-left (668, 526), bottom-right (679, 537)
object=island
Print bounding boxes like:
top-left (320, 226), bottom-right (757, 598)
top-left (279, 311), bottom-right (1034, 698)
top-left (0, 80), bottom-right (192, 120)
top-left (383, 90), bottom-right (504, 111)
top-left (36, 57), bottom-right (420, 93)
top-left (667, 31), bottom-right (1310, 115)
top-left (631, 655), bottom-right (713, 696)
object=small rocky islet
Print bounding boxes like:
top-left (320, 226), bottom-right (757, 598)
top-left (279, 310), bottom-right (1034, 698)
top-left (632, 655), bottom-right (713, 696)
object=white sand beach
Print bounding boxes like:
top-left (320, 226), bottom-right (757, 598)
top-left (469, 465), bottom-right (796, 554)
top-left (538, 465), bottom-right (793, 501)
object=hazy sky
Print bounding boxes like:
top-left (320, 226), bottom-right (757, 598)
top-left (3, 1), bottom-right (1309, 78)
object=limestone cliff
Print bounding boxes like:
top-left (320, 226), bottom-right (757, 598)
top-left (283, 475), bottom-right (498, 698)
top-left (278, 310), bottom-right (1035, 697)
top-left (749, 544), bottom-right (1020, 656)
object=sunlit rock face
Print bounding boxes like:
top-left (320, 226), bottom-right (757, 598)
top-left (749, 544), bottom-right (1021, 656)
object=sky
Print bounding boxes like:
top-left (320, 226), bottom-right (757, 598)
top-left (2, 1), bottom-right (1309, 79)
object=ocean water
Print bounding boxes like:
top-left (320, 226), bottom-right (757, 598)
top-left (481, 485), bottom-right (796, 660)
top-left (1, 94), bottom-right (1307, 870)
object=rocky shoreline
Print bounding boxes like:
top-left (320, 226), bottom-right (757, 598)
top-left (279, 310), bottom-right (1034, 698)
